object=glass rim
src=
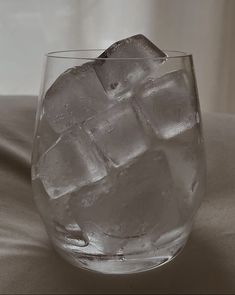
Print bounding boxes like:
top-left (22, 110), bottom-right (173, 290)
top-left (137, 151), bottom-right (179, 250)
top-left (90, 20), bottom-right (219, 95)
top-left (46, 49), bottom-right (192, 60)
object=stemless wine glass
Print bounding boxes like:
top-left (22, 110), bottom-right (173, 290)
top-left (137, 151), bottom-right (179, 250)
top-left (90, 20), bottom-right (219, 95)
top-left (31, 50), bottom-right (206, 274)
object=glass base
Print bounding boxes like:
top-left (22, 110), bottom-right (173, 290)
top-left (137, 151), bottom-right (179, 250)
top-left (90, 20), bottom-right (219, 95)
top-left (53, 234), bottom-right (188, 274)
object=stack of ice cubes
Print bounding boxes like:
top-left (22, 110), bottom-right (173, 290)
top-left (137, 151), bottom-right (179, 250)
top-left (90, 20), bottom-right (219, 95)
top-left (36, 34), bottom-right (199, 251)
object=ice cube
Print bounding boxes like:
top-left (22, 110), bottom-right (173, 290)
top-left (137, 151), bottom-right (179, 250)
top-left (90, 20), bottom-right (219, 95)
top-left (53, 220), bottom-right (89, 248)
top-left (135, 70), bottom-right (197, 139)
top-left (43, 62), bottom-right (110, 133)
top-left (162, 129), bottom-right (205, 220)
top-left (36, 115), bottom-right (59, 157)
top-left (49, 193), bottom-right (74, 227)
top-left (69, 150), bottom-right (178, 254)
top-left (37, 125), bottom-right (107, 199)
top-left (83, 100), bottom-right (149, 167)
top-left (93, 34), bottom-right (166, 100)
top-left (49, 192), bottom-right (89, 247)
top-left (69, 178), bottom-right (121, 253)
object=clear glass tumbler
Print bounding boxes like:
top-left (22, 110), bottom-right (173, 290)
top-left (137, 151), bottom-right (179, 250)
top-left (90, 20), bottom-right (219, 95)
top-left (31, 50), bottom-right (206, 274)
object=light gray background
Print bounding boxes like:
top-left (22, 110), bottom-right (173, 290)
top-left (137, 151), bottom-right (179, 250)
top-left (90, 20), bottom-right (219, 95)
top-left (0, 0), bottom-right (235, 113)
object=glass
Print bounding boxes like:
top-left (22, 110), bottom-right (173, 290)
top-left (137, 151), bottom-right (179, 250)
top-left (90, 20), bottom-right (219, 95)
top-left (31, 50), bottom-right (206, 274)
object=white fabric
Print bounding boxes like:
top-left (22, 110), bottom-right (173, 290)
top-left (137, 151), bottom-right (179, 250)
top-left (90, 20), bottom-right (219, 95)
top-left (0, 0), bottom-right (235, 113)
top-left (0, 95), bottom-right (235, 294)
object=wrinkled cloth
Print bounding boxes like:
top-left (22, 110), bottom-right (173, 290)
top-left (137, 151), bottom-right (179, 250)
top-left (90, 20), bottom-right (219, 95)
top-left (0, 95), bottom-right (235, 294)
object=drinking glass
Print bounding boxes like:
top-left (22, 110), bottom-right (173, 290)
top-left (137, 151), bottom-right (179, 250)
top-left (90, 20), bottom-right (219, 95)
top-left (31, 50), bottom-right (206, 274)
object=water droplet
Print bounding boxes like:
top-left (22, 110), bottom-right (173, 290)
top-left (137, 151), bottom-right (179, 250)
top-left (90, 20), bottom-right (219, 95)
top-left (119, 256), bottom-right (126, 262)
top-left (117, 247), bottom-right (124, 255)
top-left (147, 77), bottom-right (154, 83)
top-left (110, 82), bottom-right (118, 90)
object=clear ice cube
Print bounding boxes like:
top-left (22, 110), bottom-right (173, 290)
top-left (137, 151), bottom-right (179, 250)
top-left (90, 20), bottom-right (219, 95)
top-left (93, 34), bottom-right (166, 100)
top-left (37, 126), bottom-right (107, 199)
top-left (53, 220), bottom-right (89, 248)
top-left (135, 70), bottom-right (197, 139)
top-left (44, 62), bottom-right (110, 133)
top-left (163, 131), bottom-right (205, 219)
top-left (36, 115), bottom-right (59, 157)
top-left (69, 150), bottom-right (178, 254)
top-left (84, 100), bottom-right (149, 167)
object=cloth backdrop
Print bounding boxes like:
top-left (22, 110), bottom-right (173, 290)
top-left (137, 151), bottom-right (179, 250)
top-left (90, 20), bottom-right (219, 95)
top-left (0, 96), bottom-right (235, 294)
